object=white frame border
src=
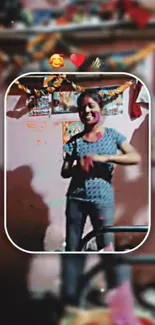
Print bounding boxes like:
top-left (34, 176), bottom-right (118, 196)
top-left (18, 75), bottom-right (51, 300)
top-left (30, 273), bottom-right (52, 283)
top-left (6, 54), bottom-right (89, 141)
top-left (4, 71), bottom-right (152, 255)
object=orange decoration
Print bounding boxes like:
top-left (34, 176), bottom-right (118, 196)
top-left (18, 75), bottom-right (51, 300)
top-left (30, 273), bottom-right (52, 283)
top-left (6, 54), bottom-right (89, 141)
top-left (56, 18), bottom-right (69, 25)
top-left (26, 122), bottom-right (36, 128)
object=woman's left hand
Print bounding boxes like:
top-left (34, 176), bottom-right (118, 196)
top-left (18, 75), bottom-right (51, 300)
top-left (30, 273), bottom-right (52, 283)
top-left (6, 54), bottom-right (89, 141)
top-left (80, 155), bottom-right (110, 173)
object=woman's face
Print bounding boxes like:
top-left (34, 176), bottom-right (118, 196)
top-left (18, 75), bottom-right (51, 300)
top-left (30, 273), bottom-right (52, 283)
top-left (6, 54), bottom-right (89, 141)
top-left (79, 96), bottom-right (103, 126)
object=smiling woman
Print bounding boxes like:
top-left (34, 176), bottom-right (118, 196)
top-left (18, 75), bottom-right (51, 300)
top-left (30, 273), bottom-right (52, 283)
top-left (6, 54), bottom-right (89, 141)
top-left (5, 72), bottom-right (149, 253)
top-left (61, 88), bottom-right (142, 252)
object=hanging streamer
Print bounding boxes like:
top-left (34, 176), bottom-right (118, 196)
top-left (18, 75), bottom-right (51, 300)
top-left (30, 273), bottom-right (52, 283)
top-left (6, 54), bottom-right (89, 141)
top-left (1, 39), bottom-right (154, 74)
top-left (107, 44), bottom-right (155, 70)
top-left (14, 75), bottom-right (134, 108)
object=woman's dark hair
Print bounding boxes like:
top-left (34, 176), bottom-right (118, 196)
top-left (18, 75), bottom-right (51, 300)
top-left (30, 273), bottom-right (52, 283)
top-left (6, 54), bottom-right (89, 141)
top-left (77, 89), bottom-right (104, 111)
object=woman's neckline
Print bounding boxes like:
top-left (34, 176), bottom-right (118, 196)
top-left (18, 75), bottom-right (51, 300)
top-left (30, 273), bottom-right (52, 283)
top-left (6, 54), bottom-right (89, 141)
top-left (82, 127), bottom-right (107, 143)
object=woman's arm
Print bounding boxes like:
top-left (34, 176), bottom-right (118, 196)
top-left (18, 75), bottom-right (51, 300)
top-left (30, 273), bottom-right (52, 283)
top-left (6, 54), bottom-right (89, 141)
top-left (61, 153), bottom-right (77, 178)
top-left (93, 142), bottom-right (141, 166)
top-left (109, 142), bottom-right (141, 165)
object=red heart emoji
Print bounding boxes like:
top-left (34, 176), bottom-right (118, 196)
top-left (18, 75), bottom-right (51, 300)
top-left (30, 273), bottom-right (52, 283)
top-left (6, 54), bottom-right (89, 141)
top-left (70, 54), bottom-right (86, 68)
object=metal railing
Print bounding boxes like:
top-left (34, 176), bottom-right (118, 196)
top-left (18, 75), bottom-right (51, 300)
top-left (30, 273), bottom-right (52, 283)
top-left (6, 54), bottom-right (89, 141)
top-left (115, 255), bottom-right (155, 265)
top-left (80, 226), bottom-right (149, 251)
top-left (94, 225), bottom-right (148, 233)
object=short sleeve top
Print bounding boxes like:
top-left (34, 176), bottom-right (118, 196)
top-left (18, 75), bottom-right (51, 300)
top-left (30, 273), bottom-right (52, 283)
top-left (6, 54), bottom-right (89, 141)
top-left (63, 127), bottom-right (126, 206)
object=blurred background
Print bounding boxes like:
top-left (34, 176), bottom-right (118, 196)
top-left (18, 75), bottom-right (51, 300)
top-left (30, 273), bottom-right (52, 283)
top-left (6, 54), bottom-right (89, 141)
top-left (0, 0), bottom-right (155, 83)
top-left (0, 0), bottom-right (155, 324)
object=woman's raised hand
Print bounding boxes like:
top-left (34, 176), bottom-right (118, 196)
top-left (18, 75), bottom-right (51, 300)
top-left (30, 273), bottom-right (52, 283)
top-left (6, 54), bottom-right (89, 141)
top-left (80, 155), bottom-right (109, 173)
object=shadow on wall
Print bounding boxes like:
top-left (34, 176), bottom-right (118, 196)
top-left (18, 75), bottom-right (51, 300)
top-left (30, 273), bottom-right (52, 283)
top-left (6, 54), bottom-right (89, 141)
top-left (0, 167), bottom-right (30, 325)
top-left (0, 168), bottom-right (63, 325)
top-left (6, 165), bottom-right (49, 251)
top-left (114, 114), bottom-right (149, 249)
top-left (6, 95), bottom-right (29, 119)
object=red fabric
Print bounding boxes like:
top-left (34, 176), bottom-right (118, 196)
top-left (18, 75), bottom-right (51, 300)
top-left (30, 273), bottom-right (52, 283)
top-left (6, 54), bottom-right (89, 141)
top-left (131, 81), bottom-right (142, 118)
top-left (65, 6), bottom-right (77, 21)
top-left (123, 0), bottom-right (151, 28)
top-left (83, 156), bottom-right (94, 173)
top-left (139, 318), bottom-right (155, 325)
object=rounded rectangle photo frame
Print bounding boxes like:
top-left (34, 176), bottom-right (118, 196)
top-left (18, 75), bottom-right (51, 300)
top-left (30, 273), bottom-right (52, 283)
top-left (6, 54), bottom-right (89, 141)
top-left (4, 72), bottom-right (151, 254)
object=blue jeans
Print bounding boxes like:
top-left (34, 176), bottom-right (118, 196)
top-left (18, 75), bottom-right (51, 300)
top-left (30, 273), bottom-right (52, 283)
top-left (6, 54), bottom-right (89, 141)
top-left (61, 254), bottom-right (131, 307)
top-left (65, 199), bottom-right (115, 251)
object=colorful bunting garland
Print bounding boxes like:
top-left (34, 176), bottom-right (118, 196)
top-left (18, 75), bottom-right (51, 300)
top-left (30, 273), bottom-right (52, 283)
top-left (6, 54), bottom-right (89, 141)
top-left (107, 44), bottom-right (155, 70)
top-left (1, 41), bottom-right (154, 79)
top-left (14, 75), bottom-right (134, 104)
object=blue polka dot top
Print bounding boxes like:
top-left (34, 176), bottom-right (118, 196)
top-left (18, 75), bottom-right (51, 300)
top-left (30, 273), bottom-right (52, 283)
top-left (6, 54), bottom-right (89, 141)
top-left (63, 128), bottom-right (126, 206)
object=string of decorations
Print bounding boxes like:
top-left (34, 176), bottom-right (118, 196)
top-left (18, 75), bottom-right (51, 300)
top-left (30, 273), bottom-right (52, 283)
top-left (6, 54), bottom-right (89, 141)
top-left (107, 43), bottom-right (155, 70)
top-left (14, 74), bottom-right (134, 104)
top-left (0, 32), bottom-right (84, 75)
top-left (1, 42), bottom-right (154, 76)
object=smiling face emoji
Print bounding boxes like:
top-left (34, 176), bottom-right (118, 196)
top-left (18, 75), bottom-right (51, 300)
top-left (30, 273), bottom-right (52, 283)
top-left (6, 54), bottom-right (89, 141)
top-left (49, 54), bottom-right (64, 68)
